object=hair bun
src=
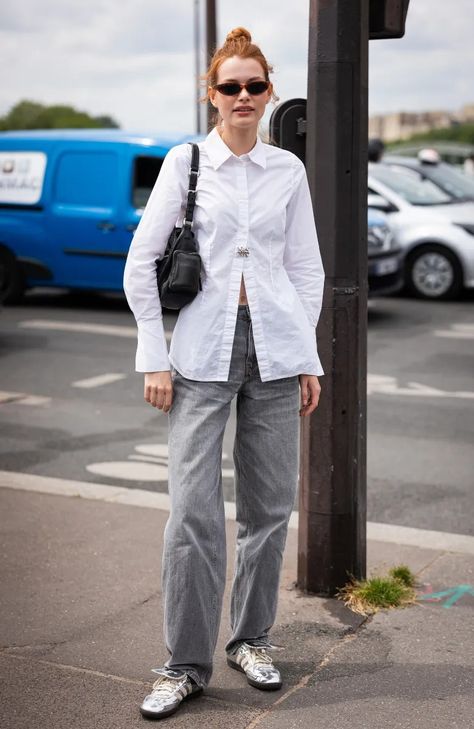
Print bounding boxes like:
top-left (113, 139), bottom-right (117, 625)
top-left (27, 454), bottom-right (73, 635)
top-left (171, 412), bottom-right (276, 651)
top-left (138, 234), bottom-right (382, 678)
top-left (225, 27), bottom-right (252, 44)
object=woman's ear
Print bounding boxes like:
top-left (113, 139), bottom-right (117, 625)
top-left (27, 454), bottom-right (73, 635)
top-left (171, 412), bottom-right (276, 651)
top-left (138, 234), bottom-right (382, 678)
top-left (265, 83), bottom-right (273, 103)
top-left (208, 86), bottom-right (217, 107)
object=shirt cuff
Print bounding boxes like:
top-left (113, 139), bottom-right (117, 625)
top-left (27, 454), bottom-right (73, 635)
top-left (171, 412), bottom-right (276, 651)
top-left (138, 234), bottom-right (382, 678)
top-left (134, 320), bottom-right (170, 373)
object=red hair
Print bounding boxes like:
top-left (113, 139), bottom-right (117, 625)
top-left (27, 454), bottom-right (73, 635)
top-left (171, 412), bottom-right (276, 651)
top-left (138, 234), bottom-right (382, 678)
top-left (200, 27), bottom-right (279, 128)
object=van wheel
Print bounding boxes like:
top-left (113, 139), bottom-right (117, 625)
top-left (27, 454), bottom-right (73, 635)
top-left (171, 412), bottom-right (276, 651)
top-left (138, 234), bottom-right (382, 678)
top-left (405, 244), bottom-right (463, 300)
top-left (0, 249), bottom-right (26, 304)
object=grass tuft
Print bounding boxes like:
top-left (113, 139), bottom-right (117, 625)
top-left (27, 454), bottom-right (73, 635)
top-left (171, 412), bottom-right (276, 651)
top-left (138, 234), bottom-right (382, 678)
top-left (336, 565), bottom-right (417, 616)
top-left (389, 564), bottom-right (416, 587)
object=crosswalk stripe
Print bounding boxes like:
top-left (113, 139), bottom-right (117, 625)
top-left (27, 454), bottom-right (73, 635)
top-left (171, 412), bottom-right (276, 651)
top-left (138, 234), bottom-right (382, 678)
top-left (72, 373), bottom-right (127, 389)
top-left (0, 391), bottom-right (51, 406)
top-left (0, 391), bottom-right (24, 404)
top-left (18, 319), bottom-right (172, 342)
top-left (433, 323), bottom-right (474, 340)
top-left (16, 395), bottom-right (51, 406)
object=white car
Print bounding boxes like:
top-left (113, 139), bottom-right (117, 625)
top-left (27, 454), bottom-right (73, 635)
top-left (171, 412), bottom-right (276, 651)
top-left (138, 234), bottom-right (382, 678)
top-left (368, 163), bottom-right (474, 300)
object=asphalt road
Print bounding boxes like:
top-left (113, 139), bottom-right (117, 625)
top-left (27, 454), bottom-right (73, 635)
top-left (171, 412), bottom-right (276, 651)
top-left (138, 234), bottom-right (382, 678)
top-left (1, 288), bottom-right (473, 535)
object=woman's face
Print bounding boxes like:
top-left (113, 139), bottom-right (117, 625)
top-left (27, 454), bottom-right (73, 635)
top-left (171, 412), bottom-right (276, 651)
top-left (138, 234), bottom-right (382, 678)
top-left (209, 55), bottom-right (272, 133)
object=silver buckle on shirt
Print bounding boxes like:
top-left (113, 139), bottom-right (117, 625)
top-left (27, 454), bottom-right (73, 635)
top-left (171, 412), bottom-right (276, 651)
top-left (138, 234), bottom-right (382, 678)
top-left (237, 246), bottom-right (250, 257)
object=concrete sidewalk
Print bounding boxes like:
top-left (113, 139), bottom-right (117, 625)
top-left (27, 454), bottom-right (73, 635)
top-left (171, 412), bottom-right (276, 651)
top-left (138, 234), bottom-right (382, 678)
top-left (0, 482), bottom-right (473, 729)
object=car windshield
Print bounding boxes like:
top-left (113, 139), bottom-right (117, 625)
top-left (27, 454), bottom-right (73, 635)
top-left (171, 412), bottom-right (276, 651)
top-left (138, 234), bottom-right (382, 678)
top-left (369, 165), bottom-right (452, 206)
top-left (422, 163), bottom-right (474, 201)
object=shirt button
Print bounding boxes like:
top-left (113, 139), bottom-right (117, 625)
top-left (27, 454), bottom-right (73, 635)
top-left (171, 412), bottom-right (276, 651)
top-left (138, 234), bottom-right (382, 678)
top-left (237, 246), bottom-right (250, 257)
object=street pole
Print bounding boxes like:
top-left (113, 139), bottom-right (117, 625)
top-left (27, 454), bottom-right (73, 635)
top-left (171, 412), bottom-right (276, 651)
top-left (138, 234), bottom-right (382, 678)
top-left (206, 0), bottom-right (217, 132)
top-left (194, 0), bottom-right (202, 134)
top-left (298, 0), bottom-right (369, 594)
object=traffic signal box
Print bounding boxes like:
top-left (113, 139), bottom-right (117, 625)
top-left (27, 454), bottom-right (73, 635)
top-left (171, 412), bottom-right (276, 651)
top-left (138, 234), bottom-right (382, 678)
top-left (369, 0), bottom-right (410, 39)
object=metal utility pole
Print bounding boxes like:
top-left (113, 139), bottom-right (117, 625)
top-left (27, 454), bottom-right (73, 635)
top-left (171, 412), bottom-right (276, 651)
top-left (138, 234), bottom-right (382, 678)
top-left (298, 0), bottom-right (370, 594)
top-left (194, 0), bottom-right (202, 134)
top-left (206, 0), bottom-right (217, 132)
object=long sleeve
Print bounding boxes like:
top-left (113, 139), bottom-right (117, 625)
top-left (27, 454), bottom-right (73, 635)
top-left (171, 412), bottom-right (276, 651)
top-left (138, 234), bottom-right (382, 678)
top-left (123, 143), bottom-right (191, 372)
top-left (283, 158), bottom-right (325, 329)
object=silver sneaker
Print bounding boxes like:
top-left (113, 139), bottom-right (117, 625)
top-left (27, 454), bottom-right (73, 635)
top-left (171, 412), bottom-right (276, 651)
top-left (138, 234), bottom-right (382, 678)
top-left (227, 642), bottom-right (282, 691)
top-left (139, 667), bottom-right (203, 719)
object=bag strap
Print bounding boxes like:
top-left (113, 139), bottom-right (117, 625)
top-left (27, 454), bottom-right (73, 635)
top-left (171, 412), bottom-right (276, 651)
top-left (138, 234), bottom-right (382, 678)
top-left (183, 142), bottom-right (199, 230)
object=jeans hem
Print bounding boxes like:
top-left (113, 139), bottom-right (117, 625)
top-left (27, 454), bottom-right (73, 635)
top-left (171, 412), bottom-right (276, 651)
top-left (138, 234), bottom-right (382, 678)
top-left (225, 635), bottom-right (273, 656)
top-left (162, 662), bottom-right (208, 689)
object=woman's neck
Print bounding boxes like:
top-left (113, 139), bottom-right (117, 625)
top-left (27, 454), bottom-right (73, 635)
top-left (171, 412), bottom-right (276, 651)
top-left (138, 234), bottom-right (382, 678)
top-left (218, 124), bottom-right (257, 157)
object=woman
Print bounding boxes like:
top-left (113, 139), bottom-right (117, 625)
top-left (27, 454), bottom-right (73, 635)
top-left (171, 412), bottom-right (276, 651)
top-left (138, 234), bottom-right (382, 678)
top-left (123, 26), bottom-right (325, 720)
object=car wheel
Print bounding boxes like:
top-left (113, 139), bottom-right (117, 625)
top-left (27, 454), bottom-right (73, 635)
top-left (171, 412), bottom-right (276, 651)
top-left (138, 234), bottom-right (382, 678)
top-left (0, 249), bottom-right (26, 304)
top-left (405, 244), bottom-right (463, 300)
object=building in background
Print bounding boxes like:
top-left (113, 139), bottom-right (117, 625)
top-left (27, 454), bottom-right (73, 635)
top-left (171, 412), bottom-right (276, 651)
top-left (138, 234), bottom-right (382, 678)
top-left (369, 103), bottom-right (474, 142)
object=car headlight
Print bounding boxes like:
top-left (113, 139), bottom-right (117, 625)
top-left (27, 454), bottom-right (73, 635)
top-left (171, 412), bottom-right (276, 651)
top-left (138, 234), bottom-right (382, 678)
top-left (455, 223), bottom-right (474, 236)
top-left (368, 225), bottom-right (393, 251)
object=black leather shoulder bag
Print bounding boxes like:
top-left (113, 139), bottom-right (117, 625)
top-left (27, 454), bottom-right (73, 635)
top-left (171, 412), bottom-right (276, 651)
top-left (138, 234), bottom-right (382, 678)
top-left (155, 142), bottom-right (202, 310)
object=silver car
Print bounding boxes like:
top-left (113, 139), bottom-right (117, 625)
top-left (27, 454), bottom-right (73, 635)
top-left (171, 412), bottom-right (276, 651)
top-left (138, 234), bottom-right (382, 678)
top-left (368, 163), bottom-right (474, 300)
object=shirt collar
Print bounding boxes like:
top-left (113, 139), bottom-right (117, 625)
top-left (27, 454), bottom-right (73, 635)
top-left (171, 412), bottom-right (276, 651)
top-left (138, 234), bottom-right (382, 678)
top-left (204, 125), bottom-right (267, 170)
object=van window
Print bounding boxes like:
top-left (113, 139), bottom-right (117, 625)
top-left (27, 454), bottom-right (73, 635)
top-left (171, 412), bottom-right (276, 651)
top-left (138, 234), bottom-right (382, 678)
top-left (132, 155), bottom-right (163, 209)
top-left (0, 151), bottom-right (47, 205)
top-left (54, 151), bottom-right (118, 208)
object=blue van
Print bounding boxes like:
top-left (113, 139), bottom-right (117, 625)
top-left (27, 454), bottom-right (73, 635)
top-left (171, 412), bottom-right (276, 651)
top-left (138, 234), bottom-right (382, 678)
top-left (0, 129), bottom-right (201, 302)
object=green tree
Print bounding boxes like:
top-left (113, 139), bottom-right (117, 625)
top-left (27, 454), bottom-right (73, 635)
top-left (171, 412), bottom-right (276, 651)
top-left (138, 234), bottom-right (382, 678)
top-left (388, 123), bottom-right (474, 148)
top-left (0, 100), bottom-right (46, 130)
top-left (0, 100), bottom-right (120, 130)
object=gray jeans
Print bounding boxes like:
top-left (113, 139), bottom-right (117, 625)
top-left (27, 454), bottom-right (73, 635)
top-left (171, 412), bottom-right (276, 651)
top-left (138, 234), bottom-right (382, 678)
top-left (162, 304), bottom-right (300, 688)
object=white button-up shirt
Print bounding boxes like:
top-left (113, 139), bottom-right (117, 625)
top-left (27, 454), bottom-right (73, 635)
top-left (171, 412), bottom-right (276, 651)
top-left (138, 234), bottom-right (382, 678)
top-left (123, 126), bottom-right (325, 381)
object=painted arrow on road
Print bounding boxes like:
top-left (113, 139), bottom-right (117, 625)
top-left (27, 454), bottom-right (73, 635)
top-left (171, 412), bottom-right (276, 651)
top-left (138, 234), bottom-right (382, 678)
top-left (418, 584), bottom-right (474, 608)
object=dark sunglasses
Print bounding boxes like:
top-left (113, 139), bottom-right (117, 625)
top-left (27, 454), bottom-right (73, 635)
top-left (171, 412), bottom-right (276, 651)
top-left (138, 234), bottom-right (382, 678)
top-left (213, 80), bottom-right (270, 97)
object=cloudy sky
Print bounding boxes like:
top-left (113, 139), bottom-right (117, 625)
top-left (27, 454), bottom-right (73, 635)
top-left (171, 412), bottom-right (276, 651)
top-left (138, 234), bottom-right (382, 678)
top-left (1, 0), bottom-right (472, 134)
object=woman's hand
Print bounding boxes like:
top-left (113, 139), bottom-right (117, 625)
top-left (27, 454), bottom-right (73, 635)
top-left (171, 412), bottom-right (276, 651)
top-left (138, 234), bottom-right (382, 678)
top-left (298, 374), bottom-right (321, 416)
top-left (144, 371), bottom-right (173, 413)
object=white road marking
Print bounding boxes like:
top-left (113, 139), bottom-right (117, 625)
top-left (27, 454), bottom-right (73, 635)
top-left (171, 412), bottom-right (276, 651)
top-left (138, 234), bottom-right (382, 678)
top-left (18, 319), bottom-right (172, 342)
top-left (86, 438), bottom-right (235, 482)
top-left (72, 373), bottom-right (127, 389)
top-left (87, 459), bottom-right (237, 482)
top-left (128, 455), bottom-right (169, 464)
top-left (16, 395), bottom-right (52, 406)
top-left (367, 374), bottom-right (474, 399)
top-left (1, 470), bottom-right (473, 554)
top-left (135, 444), bottom-right (169, 458)
top-left (0, 391), bottom-right (24, 404)
top-left (0, 391), bottom-right (51, 406)
top-left (87, 461), bottom-right (169, 482)
top-left (433, 323), bottom-right (474, 340)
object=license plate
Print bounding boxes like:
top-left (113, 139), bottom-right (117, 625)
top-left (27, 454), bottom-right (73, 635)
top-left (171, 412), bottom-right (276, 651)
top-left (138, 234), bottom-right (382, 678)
top-left (375, 256), bottom-right (398, 275)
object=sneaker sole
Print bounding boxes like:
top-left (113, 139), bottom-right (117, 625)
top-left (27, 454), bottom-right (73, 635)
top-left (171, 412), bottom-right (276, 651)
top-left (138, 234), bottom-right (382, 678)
top-left (139, 687), bottom-right (203, 719)
top-left (226, 657), bottom-right (282, 691)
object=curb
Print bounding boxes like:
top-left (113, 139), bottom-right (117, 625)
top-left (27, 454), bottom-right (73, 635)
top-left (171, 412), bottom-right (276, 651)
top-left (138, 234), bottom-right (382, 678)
top-left (1, 469), bottom-right (473, 555)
